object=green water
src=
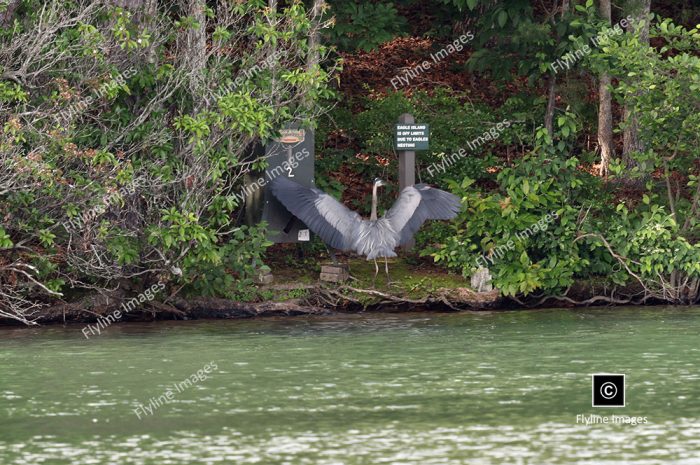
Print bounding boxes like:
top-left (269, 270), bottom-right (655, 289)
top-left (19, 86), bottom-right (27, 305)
top-left (1, 307), bottom-right (699, 464)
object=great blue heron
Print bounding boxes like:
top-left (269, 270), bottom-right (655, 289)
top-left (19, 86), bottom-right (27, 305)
top-left (269, 176), bottom-right (461, 283)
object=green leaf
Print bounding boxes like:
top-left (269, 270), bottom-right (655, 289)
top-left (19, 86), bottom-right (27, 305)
top-left (0, 228), bottom-right (12, 249)
top-left (497, 10), bottom-right (508, 28)
top-left (467, 0), bottom-right (478, 10)
top-left (520, 251), bottom-right (529, 266)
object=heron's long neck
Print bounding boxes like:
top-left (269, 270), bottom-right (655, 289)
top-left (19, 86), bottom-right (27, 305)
top-left (370, 184), bottom-right (379, 221)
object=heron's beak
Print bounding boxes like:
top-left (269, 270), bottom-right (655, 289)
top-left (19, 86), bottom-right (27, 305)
top-left (377, 180), bottom-right (387, 187)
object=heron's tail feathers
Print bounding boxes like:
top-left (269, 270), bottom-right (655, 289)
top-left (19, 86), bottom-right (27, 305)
top-left (365, 248), bottom-right (398, 260)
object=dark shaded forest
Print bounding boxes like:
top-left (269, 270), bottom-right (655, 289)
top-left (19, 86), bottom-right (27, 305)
top-left (2, 0), bottom-right (700, 324)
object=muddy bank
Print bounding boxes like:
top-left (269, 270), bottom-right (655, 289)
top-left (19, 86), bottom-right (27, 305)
top-left (0, 284), bottom-right (506, 326)
top-left (0, 271), bottom-right (650, 327)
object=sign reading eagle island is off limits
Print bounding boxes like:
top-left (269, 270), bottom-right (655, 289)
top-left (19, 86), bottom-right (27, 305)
top-left (395, 124), bottom-right (429, 151)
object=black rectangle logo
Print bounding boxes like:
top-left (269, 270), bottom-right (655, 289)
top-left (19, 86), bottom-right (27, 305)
top-left (592, 374), bottom-right (625, 407)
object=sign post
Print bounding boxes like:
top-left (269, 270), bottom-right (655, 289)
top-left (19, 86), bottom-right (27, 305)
top-left (395, 113), bottom-right (429, 249)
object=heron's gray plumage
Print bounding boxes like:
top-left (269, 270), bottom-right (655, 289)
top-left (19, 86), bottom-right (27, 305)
top-left (269, 176), bottom-right (461, 260)
top-left (355, 218), bottom-right (398, 260)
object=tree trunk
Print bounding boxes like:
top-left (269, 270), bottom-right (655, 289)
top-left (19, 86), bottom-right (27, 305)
top-left (561, 0), bottom-right (570, 17)
top-left (268, 0), bottom-right (279, 105)
top-left (544, 0), bottom-right (570, 135)
top-left (307, 0), bottom-right (323, 71)
top-left (544, 74), bottom-right (556, 135)
top-left (622, 0), bottom-right (651, 172)
top-left (183, 0), bottom-right (206, 111)
top-left (597, 0), bottom-right (614, 176)
top-left (305, 0), bottom-right (324, 112)
top-left (0, 0), bottom-right (20, 27)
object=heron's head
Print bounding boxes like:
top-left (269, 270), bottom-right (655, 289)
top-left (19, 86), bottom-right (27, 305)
top-left (373, 178), bottom-right (387, 188)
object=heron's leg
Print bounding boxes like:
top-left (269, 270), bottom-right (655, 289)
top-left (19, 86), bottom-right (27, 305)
top-left (384, 257), bottom-right (390, 285)
top-left (372, 259), bottom-right (379, 288)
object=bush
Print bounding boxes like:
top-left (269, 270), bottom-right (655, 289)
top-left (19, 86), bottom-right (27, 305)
top-left (423, 146), bottom-right (601, 297)
top-left (0, 0), bottom-right (337, 323)
top-left (325, 1), bottom-right (408, 52)
top-left (423, 124), bottom-right (700, 302)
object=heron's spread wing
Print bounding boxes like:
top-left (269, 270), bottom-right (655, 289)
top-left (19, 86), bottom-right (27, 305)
top-left (269, 176), bottom-right (361, 250)
top-left (384, 184), bottom-right (461, 246)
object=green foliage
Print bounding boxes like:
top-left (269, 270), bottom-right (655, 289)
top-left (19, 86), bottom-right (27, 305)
top-left (317, 90), bottom-right (527, 212)
top-left (600, 17), bottom-right (700, 187)
top-left (4, 0), bottom-right (700, 316)
top-left (416, 97), bottom-right (700, 299)
top-left (586, 204), bottom-right (700, 287)
top-left (183, 224), bottom-right (273, 300)
top-left (441, 0), bottom-right (480, 11)
top-left (319, 6), bottom-right (700, 303)
top-left (326, 1), bottom-right (408, 51)
top-left (0, 227), bottom-right (12, 248)
top-left (0, 82), bottom-right (28, 103)
top-left (0, 0), bottom-right (336, 316)
top-left (422, 106), bottom-right (700, 299)
top-left (424, 146), bottom-right (599, 296)
top-left (466, 0), bottom-right (557, 82)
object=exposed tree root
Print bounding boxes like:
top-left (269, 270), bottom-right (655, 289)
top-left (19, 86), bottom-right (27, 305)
top-left (312, 284), bottom-right (501, 311)
top-left (574, 233), bottom-right (700, 305)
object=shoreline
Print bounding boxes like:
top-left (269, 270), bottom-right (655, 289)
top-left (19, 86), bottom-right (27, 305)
top-left (0, 289), bottom-right (501, 327)
top-left (0, 278), bottom-right (668, 327)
